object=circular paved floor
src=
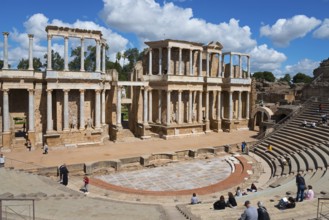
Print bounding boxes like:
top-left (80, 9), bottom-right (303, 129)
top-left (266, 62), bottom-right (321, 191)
top-left (95, 157), bottom-right (232, 191)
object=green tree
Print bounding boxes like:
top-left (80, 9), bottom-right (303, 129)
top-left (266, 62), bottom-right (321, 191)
top-left (69, 46), bottom-right (82, 71)
top-left (0, 60), bottom-right (3, 69)
top-left (278, 74), bottom-right (291, 84)
top-left (44, 50), bottom-right (64, 71)
top-left (116, 52), bottom-right (121, 64)
top-left (252, 71), bottom-right (275, 82)
top-left (17, 58), bottom-right (43, 71)
top-left (292, 72), bottom-right (313, 83)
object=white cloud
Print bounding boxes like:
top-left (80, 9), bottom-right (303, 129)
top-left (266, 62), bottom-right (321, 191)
top-left (260, 15), bottom-right (321, 47)
top-left (100, 0), bottom-right (256, 52)
top-left (248, 44), bottom-right (287, 72)
top-left (313, 18), bottom-right (329, 39)
top-left (284, 59), bottom-right (319, 76)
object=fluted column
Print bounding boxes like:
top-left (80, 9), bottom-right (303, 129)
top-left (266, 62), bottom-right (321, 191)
top-left (217, 91), bottom-right (221, 120)
top-left (205, 91), bottom-right (209, 121)
top-left (238, 91), bottom-right (242, 120)
top-left (64, 37), bottom-right (69, 71)
top-left (166, 90), bottom-right (171, 125)
top-left (47, 35), bottom-right (52, 70)
top-left (28, 34), bottom-right (34, 70)
top-left (47, 89), bottom-right (53, 132)
top-left (158, 48), bottom-right (162, 75)
top-left (246, 92), bottom-right (250, 119)
top-left (198, 91), bottom-right (203, 123)
top-left (143, 87), bottom-right (148, 124)
top-left (79, 90), bottom-right (85, 130)
top-left (95, 40), bottom-right (101, 72)
top-left (28, 89), bottom-right (35, 132)
top-left (148, 48), bottom-right (152, 75)
top-left (239, 55), bottom-right (242, 78)
top-left (158, 90), bottom-right (162, 123)
top-left (229, 54), bottom-right (233, 78)
top-left (218, 53), bottom-right (222, 77)
top-left (247, 56), bottom-right (251, 78)
top-left (229, 91), bottom-right (233, 120)
top-left (63, 89), bottom-right (69, 131)
top-left (116, 87), bottom-right (122, 127)
top-left (178, 90), bottom-right (182, 124)
top-left (102, 43), bottom-right (106, 73)
top-left (101, 89), bottom-right (106, 125)
top-left (80, 38), bottom-right (85, 71)
top-left (2, 32), bottom-right (9, 69)
top-left (167, 47), bottom-right (171, 74)
top-left (198, 50), bottom-right (202, 76)
top-left (188, 91), bottom-right (193, 123)
top-left (189, 50), bottom-right (193, 75)
top-left (178, 48), bottom-right (182, 75)
top-left (2, 89), bottom-right (10, 132)
top-left (206, 52), bottom-right (210, 77)
top-left (95, 90), bottom-right (101, 129)
top-left (148, 89), bottom-right (153, 123)
top-left (221, 54), bottom-right (224, 77)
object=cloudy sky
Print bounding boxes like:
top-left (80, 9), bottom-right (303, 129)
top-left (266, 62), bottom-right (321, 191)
top-left (1, 0), bottom-right (328, 78)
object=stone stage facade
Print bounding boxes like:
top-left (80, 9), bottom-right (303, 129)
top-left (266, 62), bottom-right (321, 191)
top-left (0, 26), bottom-right (251, 150)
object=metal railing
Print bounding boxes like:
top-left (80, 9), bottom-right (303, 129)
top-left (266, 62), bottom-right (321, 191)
top-left (317, 198), bottom-right (329, 219)
top-left (0, 198), bottom-right (35, 220)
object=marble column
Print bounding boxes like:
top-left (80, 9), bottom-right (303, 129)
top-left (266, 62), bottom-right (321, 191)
top-left (47, 35), bottom-right (52, 70)
top-left (198, 91), bottom-right (202, 123)
top-left (178, 48), bottom-right (182, 75)
top-left (220, 54), bottom-right (224, 77)
top-left (178, 90), bottom-right (182, 124)
top-left (63, 89), bottom-right (69, 131)
top-left (218, 53), bottom-right (222, 77)
top-left (47, 89), bottom-right (53, 132)
top-left (167, 47), bottom-right (171, 74)
top-left (188, 91), bottom-right (193, 123)
top-left (28, 89), bottom-right (35, 132)
top-left (238, 91), bottom-right (242, 120)
top-left (101, 89), bottom-right (106, 125)
top-left (148, 89), bottom-right (153, 123)
top-left (205, 91), bottom-right (209, 121)
top-left (217, 91), bottom-right (221, 120)
top-left (158, 90), bottom-right (162, 123)
top-left (64, 37), bottom-right (69, 71)
top-left (80, 38), bottom-right (85, 71)
top-left (148, 48), bottom-right (152, 75)
top-left (229, 91), bottom-right (233, 120)
top-left (198, 50), bottom-right (202, 76)
top-left (206, 52), bottom-right (210, 77)
top-left (229, 54), bottom-right (233, 78)
top-left (247, 56), bottom-right (251, 78)
top-left (189, 50), bottom-right (193, 75)
top-left (166, 90), bottom-right (171, 125)
top-left (95, 40), bottom-right (101, 72)
top-left (116, 87), bottom-right (122, 127)
top-left (239, 55), bottom-right (242, 78)
top-left (95, 90), bottom-right (101, 129)
top-left (2, 32), bottom-right (9, 69)
top-left (102, 44), bottom-right (106, 73)
top-left (2, 89), bottom-right (10, 132)
top-left (79, 90), bottom-right (85, 130)
top-left (28, 34), bottom-right (34, 71)
top-left (246, 92), bottom-right (250, 119)
top-left (143, 87), bottom-right (148, 124)
top-left (158, 48), bottom-right (162, 75)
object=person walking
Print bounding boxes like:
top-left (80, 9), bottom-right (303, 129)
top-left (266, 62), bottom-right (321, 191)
top-left (26, 139), bottom-right (32, 151)
top-left (83, 174), bottom-right (89, 194)
top-left (0, 154), bottom-right (5, 168)
top-left (296, 173), bottom-right (306, 202)
top-left (43, 142), bottom-right (49, 154)
top-left (61, 164), bottom-right (69, 186)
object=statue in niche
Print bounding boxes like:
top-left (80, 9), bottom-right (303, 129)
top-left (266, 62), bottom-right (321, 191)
top-left (121, 87), bottom-right (126, 98)
top-left (86, 118), bottom-right (93, 129)
top-left (71, 116), bottom-right (77, 130)
top-left (192, 111), bottom-right (197, 122)
top-left (171, 111), bottom-right (176, 123)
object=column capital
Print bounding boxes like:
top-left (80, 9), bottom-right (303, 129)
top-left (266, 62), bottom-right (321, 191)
top-left (148, 48), bottom-right (152, 52)
top-left (47, 35), bottom-right (52, 40)
top-left (178, 90), bottom-right (183, 93)
top-left (28, 89), bottom-right (35, 93)
top-left (63, 89), bottom-right (70, 93)
top-left (95, 89), bottom-right (101, 94)
top-left (28, 34), bottom-right (34, 38)
top-left (95, 39), bottom-right (100, 44)
top-left (79, 89), bottom-right (85, 93)
top-left (2, 89), bottom-right (9, 93)
top-left (64, 36), bottom-right (69, 40)
top-left (46, 89), bottom-right (53, 93)
top-left (2, 32), bottom-right (9, 36)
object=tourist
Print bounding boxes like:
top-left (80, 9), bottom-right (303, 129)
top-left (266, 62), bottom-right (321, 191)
top-left (319, 103), bottom-right (323, 112)
top-left (226, 192), bottom-right (237, 208)
top-left (236, 186), bottom-right (242, 197)
top-left (241, 141), bottom-right (246, 153)
top-left (60, 164), bottom-right (69, 186)
top-left (0, 154), bottom-right (5, 168)
top-left (26, 139), bottom-right (32, 151)
top-left (58, 164), bottom-right (65, 183)
top-left (304, 185), bottom-right (314, 200)
top-left (213, 195), bottom-right (226, 210)
top-left (83, 174), bottom-right (89, 194)
top-left (191, 193), bottom-right (199, 204)
top-left (247, 183), bottom-right (257, 192)
top-left (301, 120), bottom-right (307, 127)
top-left (267, 144), bottom-right (273, 152)
top-left (311, 122), bottom-right (316, 128)
top-left (257, 201), bottom-right (270, 220)
top-left (276, 196), bottom-right (296, 209)
top-left (239, 200), bottom-right (258, 220)
top-left (296, 173), bottom-right (306, 202)
top-left (43, 142), bottom-right (49, 154)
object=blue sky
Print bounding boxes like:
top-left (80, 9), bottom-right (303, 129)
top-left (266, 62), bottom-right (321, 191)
top-left (1, 0), bottom-right (329, 78)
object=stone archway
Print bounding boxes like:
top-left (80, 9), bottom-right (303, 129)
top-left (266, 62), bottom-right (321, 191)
top-left (250, 106), bottom-right (274, 131)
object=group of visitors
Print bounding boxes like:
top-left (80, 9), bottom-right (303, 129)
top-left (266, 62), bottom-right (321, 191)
top-left (239, 200), bottom-right (270, 220)
top-left (212, 192), bottom-right (238, 210)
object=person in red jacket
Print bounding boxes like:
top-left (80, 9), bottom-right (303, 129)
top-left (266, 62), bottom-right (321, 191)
top-left (83, 174), bottom-right (89, 194)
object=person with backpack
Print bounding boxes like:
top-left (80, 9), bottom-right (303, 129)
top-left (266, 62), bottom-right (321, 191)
top-left (257, 201), bottom-right (270, 220)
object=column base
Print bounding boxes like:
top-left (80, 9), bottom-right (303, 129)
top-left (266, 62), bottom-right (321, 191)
top-left (2, 132), bottom-right (11, 149)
